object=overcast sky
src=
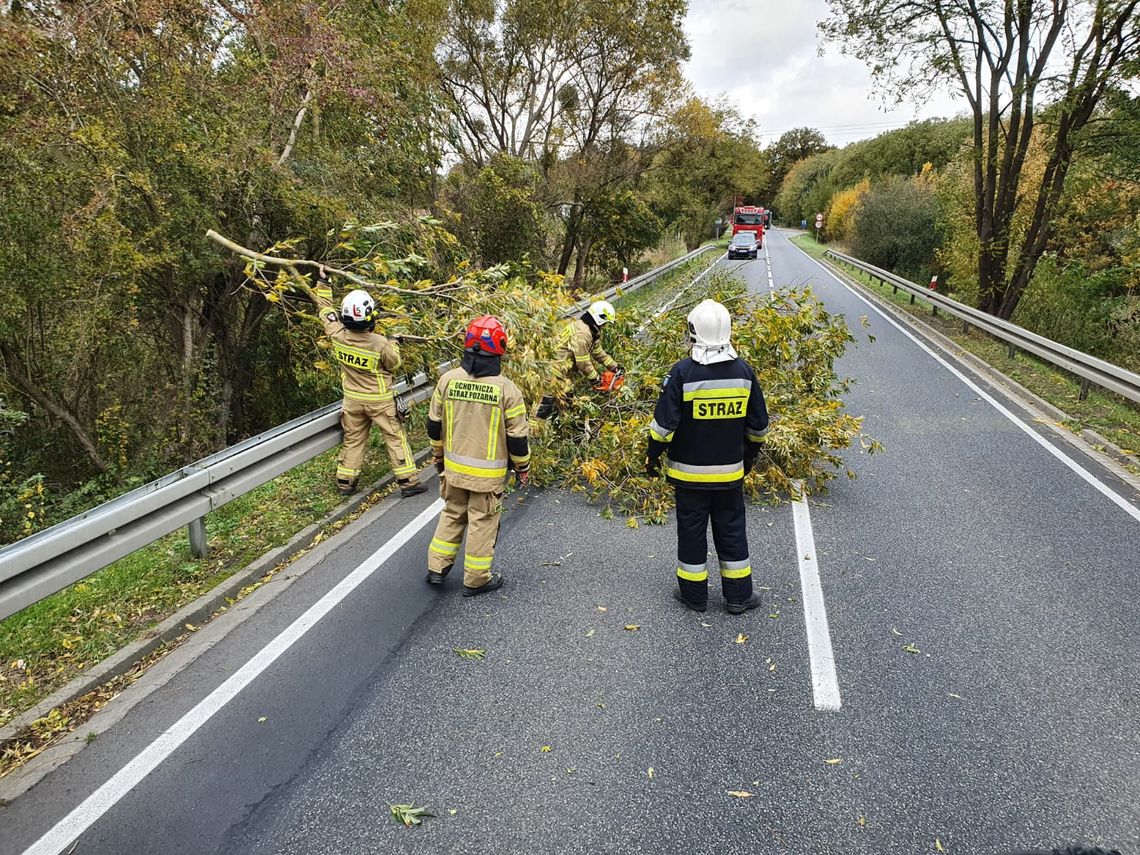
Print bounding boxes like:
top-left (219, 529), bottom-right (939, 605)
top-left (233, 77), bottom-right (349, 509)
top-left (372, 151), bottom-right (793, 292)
top-left (684, 0), bottom-right (965, 148)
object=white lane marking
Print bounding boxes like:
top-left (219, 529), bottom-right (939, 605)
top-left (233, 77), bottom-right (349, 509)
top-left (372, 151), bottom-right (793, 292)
top-left (792, 486), bottom-right (842, 711)
top-left (765, 240), bottom-right (774, 290)
top-left (790, 239), bottom-right (1140, 524)
top-left (22, 499), bottom-right (446, 855)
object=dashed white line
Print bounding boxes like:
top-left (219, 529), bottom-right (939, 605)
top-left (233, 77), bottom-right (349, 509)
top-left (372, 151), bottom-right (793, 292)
top-left (791, 486), bottom-right (842, 711)
top-left (789, 237), bottom-right (1140, 525)
top-left (21, 499), bottom-right (446, 855)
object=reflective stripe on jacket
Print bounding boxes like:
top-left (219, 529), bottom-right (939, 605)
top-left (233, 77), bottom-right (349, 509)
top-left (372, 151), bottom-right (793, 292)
top-left (646, 356), bottom-right (769, 490)
top-left (427, 367), bottom-right (530, 492)
top-left (314, 287), bottom-right (402, 402)
top-left (554, 317), bottom-right (617, 383)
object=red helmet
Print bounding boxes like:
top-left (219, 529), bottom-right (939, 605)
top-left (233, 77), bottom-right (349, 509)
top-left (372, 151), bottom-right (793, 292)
top-left (464, 315), bottom-right (508, 355)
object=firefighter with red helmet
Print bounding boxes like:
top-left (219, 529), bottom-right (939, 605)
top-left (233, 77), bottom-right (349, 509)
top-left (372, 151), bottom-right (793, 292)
top-left (310, 268), bottom-right (427, 498)
top-left (425, 315), bottom-right (530, 595)
top-left (535, 300), bottom-right (623, 419)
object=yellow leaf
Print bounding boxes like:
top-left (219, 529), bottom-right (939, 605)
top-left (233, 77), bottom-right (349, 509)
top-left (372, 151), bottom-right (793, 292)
top-left (647, 767), bottom-right (654, 779)
top-left (624, 624), bottom-right (640, 631)
top-left (735, 633), bottom-right (749, 644)
top-left (935, 839), bottom-right (944, 852)
top-left (540, 745), bottom-right (552, 753)
top-left (824, 758), bottom-right (843, 765)
top-left (726, 790), bottom-right (753, 798)
top-left (858, 816), bottom-right (866, 827)
top-left (184, 623), bottom-right (198, 632)
top-left (625, 516), bottom-right (639, 529)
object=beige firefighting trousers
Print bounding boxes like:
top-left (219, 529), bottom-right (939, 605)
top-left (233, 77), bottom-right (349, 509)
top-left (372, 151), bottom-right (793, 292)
top-left (427, 478), bottom-right (503, 587)
top-left (337, 398), bottom-right (420, 486)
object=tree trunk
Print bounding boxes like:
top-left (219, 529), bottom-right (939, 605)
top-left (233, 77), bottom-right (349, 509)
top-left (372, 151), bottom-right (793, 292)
top-left (0, 341), bottom-right (110, 474)
top-left (557, 204), bottom-right (581, 276)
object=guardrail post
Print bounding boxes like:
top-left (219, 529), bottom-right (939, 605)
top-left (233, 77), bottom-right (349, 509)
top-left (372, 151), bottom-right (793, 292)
top-left (962, 320), bottom-right (969, 334)
top-left (188, 517), bottom-right (208, 558)
top-left (1079, 378), bottom-right (1091, 402)
top-left (1008, 343), bottom-right (1017, 360)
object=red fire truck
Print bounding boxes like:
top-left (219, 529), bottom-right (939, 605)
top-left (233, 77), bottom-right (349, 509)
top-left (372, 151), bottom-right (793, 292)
top-left (732, 205), bottom-right (766, 247)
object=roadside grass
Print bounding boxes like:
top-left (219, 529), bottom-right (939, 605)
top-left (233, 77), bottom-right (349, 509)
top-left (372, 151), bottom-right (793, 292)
top-left (0, 423), bottom-right (423, 731)
top-left (790, 234), bottom-right (1140, 465)
top-left (612, 249), bottom-right (723, 315)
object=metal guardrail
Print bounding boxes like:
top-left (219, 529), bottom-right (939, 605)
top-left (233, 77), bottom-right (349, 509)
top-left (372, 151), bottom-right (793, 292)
top-left (0, 245), bottom-right (716, 620)
top-left (823, 249), bottom-right (1140, 406)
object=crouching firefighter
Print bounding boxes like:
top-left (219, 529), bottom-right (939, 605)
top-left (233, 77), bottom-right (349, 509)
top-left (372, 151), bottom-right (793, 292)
top-left (646, 299), bottom-right (770, 614)
top-left (311, 269), bottom-right (427, 498)
top-left (535, 300), bottom-right (622, 419)
top-left (426, 316), bottom-right (530, 596)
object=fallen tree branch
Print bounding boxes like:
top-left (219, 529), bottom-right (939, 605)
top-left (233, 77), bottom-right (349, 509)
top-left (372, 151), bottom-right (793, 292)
top-left (205, 229), bottom-right (470, 305)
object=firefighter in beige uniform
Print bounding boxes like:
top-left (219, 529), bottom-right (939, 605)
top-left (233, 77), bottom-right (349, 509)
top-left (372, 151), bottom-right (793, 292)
top-left (534, 300), bottom-right (621, 419)
top-left (311, 270), bottom-right (426, 498)
top-left (426, 315), bottom-right (530, 596)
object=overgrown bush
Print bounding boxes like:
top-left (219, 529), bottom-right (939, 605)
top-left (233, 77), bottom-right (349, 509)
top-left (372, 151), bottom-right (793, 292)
top-left (851, 174), bottom-right (941, 282)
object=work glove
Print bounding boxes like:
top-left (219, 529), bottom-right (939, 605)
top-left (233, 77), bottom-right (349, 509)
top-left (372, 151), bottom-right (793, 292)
top-left (535, 396), bottom-right (555, 420)
top-left (515, 466), bottom-right (530, 487)
top-left (433, 455), bottom-right (444, 474)
top-left (612, 365), bottom-right (624, 375)
top-left (395, 394), bottom-right (410, 423)
top-left (645, 456), bottom-right (661, 478)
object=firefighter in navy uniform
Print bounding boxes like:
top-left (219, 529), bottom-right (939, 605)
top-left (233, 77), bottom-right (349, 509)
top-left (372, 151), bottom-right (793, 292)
top-left (535, 300), bottom-right (622, 419)
top-left (646, 299), bottom-right (769, 614)
top-left (425, 316), bottom-right (530, 596)
top-left (310, 268), bottom-right (427, 498)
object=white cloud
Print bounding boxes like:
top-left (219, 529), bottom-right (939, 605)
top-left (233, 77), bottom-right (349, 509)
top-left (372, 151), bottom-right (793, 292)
top-left (683, 0), bottom-right (965, 146)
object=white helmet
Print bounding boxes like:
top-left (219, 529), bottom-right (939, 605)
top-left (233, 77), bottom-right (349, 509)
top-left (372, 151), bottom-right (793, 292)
top-left (340, 289), bottom-right (376, 330)
top-left (687, 299), bottom-right (737, 365)
top-left (587, 300), bottom-right (616, 326)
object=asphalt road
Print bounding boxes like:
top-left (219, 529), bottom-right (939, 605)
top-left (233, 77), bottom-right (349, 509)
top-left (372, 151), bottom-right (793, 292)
top-left (2, 228), bottom-right (1138, 855)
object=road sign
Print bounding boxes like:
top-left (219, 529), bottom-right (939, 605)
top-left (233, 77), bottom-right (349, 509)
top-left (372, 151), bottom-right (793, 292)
top-left (815, 213), bottom-right (823, 223)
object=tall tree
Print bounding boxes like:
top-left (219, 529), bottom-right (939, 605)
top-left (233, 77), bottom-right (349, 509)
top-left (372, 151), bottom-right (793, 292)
top-left (822, 0), bottom-right (1140, 319)
top-left (437, 0), bottom-right (688, 280)
top-left (767, 127), bottom-right (833, 194)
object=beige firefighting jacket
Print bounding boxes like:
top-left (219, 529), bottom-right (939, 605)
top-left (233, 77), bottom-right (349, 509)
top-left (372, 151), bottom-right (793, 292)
top-left (428, 367), bottom-right (530, 492)
top-left (555, 317), bottom-right (618, 383)
top-left (314, 286), bottom-right (401, 403)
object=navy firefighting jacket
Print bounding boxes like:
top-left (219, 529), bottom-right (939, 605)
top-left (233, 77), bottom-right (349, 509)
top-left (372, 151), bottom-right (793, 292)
top-left (647, 356), bottom-right (769, 489)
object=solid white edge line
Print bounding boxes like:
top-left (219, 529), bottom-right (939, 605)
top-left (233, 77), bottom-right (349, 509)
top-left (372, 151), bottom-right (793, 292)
top-left (789, 238), bottom-right (1140, 525)
top-left (22, 498), bottom-right (446, 855)
top-left (791, 486), bottom-right (842, 711)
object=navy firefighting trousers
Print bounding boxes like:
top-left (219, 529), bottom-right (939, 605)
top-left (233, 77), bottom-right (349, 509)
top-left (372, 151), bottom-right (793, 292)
top-left (674, 485), bottom-right (753, 605)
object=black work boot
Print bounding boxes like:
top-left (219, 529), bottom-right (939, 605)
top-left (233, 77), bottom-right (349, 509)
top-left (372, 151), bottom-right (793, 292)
top-left (462, 573), bottom-right (504, 597)
top-left (399, 480), bottom-right (428, 498)
top-left (337, 478), bottom-right (358, 496)
top-left (726, 592), bottom-right (764, 615)
top-left (673, 589), bottom-right (707, 613)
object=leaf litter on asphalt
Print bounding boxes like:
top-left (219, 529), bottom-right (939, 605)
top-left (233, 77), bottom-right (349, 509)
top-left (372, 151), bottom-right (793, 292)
top-left (453, 648), bottom-right (486, 660)
top-left (735, 633), bottom-right (749, 644)
top-left (726, 790), bottom-right (754, 798)
top-left (389, 803), bottom-right (434, 828)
